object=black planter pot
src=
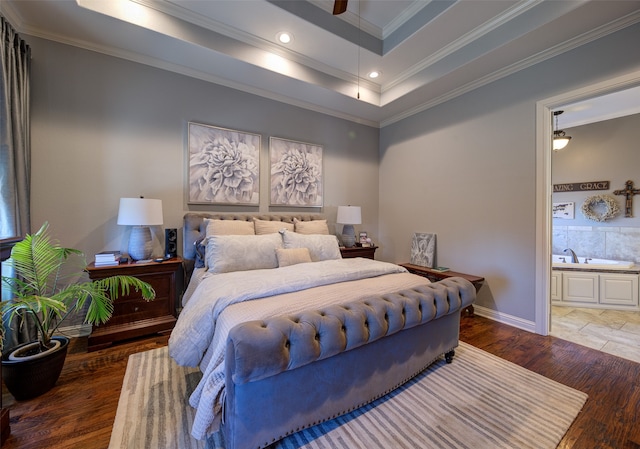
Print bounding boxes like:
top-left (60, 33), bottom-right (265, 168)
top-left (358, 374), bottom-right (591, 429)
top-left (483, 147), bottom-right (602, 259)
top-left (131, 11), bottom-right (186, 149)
top-left (1, 336), bottom-right (70, 401)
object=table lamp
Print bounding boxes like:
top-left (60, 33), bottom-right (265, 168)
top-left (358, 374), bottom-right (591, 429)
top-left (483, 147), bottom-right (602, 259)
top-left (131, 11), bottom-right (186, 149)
top-left (337, 205), bottom-right (361, 248)
top-left (117, 197), bottom-right (163, 260)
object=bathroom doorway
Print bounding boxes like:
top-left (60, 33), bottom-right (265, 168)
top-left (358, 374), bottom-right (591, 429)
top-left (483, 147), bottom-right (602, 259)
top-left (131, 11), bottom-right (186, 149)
top-left (535, 70), bottom-right (640, 363)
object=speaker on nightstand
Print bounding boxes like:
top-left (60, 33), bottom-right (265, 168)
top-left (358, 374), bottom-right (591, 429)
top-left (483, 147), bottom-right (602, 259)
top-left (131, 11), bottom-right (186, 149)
top-left (165, 228), bottom-right (177, 258)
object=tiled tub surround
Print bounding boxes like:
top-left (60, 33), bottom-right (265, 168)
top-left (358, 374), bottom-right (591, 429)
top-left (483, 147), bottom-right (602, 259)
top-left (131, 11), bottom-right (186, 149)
top-left (553, 225), bottom-right (640, 264)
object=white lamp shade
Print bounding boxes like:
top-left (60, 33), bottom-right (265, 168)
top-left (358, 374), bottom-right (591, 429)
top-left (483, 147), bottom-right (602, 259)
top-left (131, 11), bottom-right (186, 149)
top-left (117, 198), bottom-right (164, 226)
top-left (553, 136), bottom-right (571, 151)
top-left (336, 206), bottom-right (362, 225)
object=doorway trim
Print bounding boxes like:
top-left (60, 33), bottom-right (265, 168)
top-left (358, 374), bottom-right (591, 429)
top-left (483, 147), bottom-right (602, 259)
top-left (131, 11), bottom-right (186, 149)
top-left (535, 70), bottom-right (640, 335)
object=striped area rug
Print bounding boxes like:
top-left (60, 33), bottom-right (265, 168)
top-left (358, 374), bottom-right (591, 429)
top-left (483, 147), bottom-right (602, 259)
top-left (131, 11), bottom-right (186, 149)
top-left (110, 342), bottom-right (587, 449)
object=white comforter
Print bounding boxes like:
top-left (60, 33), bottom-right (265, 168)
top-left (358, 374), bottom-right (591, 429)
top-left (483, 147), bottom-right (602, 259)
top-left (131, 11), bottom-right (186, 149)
top-left (168, 258), bottom-right (428, 439)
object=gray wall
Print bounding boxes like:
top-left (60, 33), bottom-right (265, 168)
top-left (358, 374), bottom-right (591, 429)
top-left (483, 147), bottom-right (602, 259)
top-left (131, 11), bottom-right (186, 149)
top-left (29, 37), bottom-right (379, 261)
top-left (379, 23), bottom-right (640, 322)
top-left (552, 113), bottom-right (640, 262)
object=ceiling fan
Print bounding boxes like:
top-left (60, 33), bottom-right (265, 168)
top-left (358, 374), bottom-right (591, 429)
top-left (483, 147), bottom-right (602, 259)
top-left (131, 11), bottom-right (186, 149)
top-left (333, 0), bottom-right (348, 15)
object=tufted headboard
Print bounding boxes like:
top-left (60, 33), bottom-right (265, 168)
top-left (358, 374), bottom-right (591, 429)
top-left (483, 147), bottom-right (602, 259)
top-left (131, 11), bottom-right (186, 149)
top-left (183, 213), bottom-right (326, 278)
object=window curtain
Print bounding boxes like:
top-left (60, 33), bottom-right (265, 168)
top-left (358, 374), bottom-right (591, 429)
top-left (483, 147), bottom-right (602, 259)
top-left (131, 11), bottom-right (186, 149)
top-left (1, 16), bottom-right (33, 351)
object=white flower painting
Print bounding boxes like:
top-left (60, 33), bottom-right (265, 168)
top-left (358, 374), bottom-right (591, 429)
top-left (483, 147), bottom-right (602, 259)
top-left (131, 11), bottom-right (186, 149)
top-left (410, 233), bottom-right (436, 268)
top-left (270, 137), bottom-right (323, 207)
top-left (188, 122), bottom-right (260, 205)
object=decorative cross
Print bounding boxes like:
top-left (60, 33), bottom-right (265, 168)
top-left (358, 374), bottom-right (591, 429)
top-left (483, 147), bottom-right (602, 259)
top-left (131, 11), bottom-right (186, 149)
top-left (613, 180), bottom-right (640, 217)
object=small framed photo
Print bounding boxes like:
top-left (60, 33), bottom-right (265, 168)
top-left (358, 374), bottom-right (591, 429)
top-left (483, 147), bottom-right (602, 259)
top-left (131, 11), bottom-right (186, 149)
top-left (359, 232), bottom-right (372, 247)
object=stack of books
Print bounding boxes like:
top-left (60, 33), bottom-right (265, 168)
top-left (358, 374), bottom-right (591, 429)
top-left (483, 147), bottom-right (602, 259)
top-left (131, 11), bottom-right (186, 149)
top-left (94, 250), bottom-right (121, 267)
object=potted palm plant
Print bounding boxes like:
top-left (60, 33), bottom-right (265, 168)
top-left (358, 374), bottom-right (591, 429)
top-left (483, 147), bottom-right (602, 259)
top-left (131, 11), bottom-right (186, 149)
top-left (1, 222), bottom-right (155, 400)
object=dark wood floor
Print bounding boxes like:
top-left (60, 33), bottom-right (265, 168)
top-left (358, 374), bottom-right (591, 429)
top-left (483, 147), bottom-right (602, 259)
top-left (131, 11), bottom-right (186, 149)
top-left (2, 316), bottom-right (639, 449)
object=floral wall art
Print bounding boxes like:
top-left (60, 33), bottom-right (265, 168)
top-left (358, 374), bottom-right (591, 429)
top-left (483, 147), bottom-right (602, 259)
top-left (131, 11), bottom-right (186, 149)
top-left (269, 137), bottom-right (323, 207)
top-left (188, 122), bottom-right (260, 205)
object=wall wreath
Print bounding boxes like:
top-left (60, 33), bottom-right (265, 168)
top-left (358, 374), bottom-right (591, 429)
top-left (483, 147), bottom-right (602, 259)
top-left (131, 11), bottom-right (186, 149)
top-left (581, 194), bottom-right (620, 222)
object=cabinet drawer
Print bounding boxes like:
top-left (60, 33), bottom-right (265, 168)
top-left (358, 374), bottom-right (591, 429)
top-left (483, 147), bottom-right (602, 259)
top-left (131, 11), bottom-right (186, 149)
top-left (107, 274), bottom-right (172, 325)
top-left (107, 296), bottom-right (171, 326)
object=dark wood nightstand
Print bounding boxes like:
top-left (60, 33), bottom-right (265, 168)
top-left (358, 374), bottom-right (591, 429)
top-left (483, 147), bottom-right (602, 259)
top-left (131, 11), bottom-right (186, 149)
top-left (86, 257), bottom-right (182, 351)
top-left (340, 246), bottom-right (378, 259)
top-left (399, 263), bottom-right (484, 316)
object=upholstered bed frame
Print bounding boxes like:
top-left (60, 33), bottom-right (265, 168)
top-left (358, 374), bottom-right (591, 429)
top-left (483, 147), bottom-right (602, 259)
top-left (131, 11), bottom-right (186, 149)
top-left (182, 213), bottom-right (476, 449)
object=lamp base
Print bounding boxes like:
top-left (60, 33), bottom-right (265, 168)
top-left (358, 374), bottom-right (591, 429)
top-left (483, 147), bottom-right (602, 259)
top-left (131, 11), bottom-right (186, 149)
top-left (341, 224), bottom-right (356, 248)
top-left (128, 226), bottom-right (153, 260)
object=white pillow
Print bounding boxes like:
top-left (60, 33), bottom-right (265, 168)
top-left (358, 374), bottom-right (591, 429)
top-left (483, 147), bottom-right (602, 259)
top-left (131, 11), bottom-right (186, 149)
top-left (280, 230), bottom-right (341, 262)
top-left (205, 218), bottom-right (255, 237)
top-left (253, 218), bottom-right (294, 235)
top-left (206, 233), bottom-right (283, 273)
top-left (276, 247), bottom-right (312, 267)
top-left (293, 218), bottom-right (329, 235)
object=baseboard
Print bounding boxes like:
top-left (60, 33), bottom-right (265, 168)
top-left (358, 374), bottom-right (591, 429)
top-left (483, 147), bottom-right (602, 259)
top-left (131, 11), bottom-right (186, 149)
top-left (56, 323), bottom-right (92, 338)
top-left (473, 305), bottom-right (536, 333)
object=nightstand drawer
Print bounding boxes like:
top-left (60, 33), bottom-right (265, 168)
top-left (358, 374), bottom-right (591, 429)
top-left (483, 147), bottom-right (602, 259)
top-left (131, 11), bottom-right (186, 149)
top-left (109, 273), bottom-right (171, 319)
top-left (340, 246), bottom-right (377, 259)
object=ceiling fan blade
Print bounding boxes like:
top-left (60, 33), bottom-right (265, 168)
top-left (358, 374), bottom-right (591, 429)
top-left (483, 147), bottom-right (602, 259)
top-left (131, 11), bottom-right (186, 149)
top-left (333, 0), bottom-right (348, 15)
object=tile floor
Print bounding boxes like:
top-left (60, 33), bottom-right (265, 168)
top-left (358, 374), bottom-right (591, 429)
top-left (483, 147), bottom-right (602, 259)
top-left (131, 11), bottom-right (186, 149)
top-left (550, 306), bottom-right (640, 363)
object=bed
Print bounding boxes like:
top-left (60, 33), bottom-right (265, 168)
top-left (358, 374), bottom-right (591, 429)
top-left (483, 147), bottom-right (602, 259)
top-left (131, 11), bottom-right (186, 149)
top-left (168, 213), bottom-right (476, 449)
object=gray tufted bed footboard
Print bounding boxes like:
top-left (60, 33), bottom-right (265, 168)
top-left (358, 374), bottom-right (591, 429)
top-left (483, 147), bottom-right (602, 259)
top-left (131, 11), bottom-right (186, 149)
top-left (222, 277), bottom-right (476, 449)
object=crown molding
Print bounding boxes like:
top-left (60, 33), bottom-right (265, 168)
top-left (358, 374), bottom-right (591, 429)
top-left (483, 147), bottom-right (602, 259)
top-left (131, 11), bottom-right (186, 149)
top-left (135, 0), bottom-right (380, 94)
top-left (28, 24), bottom-right (382, 128)
top-left (380, 10), bottom-right (640, 127)
top-left (382, 0), bottom-right (543, 95)
top-left (381, 0), bottom-right (433, 40)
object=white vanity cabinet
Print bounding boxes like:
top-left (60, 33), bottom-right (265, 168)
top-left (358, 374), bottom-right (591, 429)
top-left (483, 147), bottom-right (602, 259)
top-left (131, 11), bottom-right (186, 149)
top-left (552, 269), bottom-right (640, 310)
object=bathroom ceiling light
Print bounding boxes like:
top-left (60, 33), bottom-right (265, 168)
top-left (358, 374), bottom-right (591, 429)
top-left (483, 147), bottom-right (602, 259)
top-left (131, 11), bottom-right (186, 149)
top-left (553, 110), bottom-right (572, 151)
top-left (368, 71), bottom-right (380, 79)
top-left (276, 32), bottom-right (293, 44)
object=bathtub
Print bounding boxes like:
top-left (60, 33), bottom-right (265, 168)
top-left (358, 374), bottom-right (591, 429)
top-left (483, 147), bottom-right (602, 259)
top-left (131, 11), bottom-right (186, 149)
top-left (552, 255), bottom-right (636, 270)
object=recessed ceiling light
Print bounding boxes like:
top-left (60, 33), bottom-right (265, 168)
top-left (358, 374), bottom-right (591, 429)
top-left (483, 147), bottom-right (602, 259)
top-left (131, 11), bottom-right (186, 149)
top-left (276, 32), bottom-right (293, 44)
top-left (368, 71), bottom-right (380, 79)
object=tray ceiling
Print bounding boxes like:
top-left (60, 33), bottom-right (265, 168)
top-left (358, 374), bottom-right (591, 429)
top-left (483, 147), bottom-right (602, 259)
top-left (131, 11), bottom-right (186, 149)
top-left (3, 0), bottom-right (640, 126)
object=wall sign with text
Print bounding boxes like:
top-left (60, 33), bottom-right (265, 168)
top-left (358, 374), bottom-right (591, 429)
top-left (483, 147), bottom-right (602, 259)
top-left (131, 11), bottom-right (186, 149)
top-left (553, 181), bottom-right (609, 192)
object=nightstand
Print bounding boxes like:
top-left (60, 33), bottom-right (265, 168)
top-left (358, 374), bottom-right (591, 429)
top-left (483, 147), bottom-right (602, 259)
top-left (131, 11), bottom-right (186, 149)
top-left (399, 263), bottom-right (484, 316)
top-left (340, 246), bottom-right (378, 259)
top-left (86, 257), bottom-right (182, 351)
